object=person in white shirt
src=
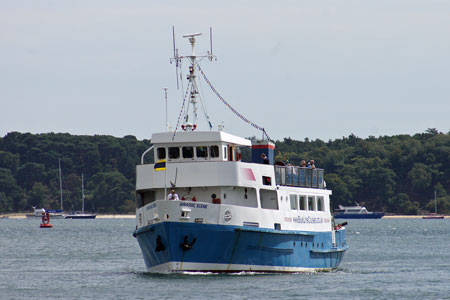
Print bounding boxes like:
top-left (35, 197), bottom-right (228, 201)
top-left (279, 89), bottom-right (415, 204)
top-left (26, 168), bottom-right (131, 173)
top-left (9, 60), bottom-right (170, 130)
top-left (167, 189), bottom-right (179, 201)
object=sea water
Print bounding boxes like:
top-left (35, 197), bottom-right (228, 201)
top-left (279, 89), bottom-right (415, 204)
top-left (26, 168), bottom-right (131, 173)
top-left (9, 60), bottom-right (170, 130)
top-left (0, 218), bottom-right (449, 300)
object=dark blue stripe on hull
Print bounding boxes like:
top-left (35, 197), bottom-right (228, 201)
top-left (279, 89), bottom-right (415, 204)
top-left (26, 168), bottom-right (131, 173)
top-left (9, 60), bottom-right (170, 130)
top-left (136, 222), bottom-right (347, 272)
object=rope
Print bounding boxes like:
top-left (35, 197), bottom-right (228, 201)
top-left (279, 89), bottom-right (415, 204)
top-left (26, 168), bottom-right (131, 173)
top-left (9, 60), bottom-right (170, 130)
top-left (197, 64), bottom-right (272, 141)
top-left (172, 81), bottom-right (192, 141)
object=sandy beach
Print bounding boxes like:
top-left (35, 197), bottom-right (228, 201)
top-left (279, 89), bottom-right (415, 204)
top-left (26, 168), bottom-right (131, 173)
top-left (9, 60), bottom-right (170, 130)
top-left (382, 215), bottom-right (447, 219)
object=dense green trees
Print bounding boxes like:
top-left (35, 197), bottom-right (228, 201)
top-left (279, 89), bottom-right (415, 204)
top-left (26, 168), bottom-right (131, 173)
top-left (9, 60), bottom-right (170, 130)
top-left (0, 132), bottom-right (150, 214)
top-left (1, 129), bottom-right (449, 214)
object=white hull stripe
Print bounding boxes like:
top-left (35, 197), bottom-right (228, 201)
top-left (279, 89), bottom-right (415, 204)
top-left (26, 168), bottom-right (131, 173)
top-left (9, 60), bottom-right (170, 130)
top-left (146, 261), bottom-right (332, 274)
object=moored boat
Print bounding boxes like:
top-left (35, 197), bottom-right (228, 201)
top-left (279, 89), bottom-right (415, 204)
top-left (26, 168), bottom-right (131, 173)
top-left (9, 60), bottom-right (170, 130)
top-left (133, 29), bottom-right (348, 273)
top-left (422, 214), bottom-right (444, 219)
top-left (26, 207), bottom-right (64, 219)
top-left (64, 174), bottom-right (96, 219)
top-left (334, 204), bottom-right (384, 219)
top-left (423, 190), bottom-right (444, 219)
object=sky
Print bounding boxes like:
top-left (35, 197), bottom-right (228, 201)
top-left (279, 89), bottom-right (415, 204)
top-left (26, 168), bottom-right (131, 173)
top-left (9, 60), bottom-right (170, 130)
top-left (1, 0), bottom-right (450, 142)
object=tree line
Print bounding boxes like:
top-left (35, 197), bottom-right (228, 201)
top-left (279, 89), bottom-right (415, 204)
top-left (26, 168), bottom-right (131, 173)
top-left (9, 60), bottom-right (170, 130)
top-left (0, 132), bottom-right (151, 214)
top-left (1, 129), bottom-right (449, 214)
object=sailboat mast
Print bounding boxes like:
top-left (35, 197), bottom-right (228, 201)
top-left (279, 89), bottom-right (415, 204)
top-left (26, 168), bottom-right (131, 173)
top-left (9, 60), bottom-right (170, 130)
top-left (82, 173), bottom-right (85, 214)
top-left (59, 159), bottom-right (63, 211)
top-left (434, 189), bottom-right (437, 214)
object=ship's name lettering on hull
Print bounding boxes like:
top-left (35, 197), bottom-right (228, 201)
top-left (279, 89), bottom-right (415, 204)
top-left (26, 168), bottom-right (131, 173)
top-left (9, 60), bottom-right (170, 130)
top-left (179, 202), bottom-right (208, 209)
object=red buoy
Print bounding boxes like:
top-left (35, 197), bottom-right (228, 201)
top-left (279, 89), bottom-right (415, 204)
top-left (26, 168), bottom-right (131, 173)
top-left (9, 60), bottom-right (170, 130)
top-left (40, 211), bottom-right (53, 228)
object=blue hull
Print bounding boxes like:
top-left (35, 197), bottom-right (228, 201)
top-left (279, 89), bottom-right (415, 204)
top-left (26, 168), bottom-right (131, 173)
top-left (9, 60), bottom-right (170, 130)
top-left (334, 212), bottom-right (384, 219)
top-left (135, 222), bottom-right (347, 272)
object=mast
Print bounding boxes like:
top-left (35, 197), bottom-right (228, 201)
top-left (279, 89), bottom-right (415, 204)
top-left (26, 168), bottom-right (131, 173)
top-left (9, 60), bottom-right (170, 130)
top-left (59, 158), bottom-right (63, 211)
top-left (82, 173), bottom-right (85, 214)
top-left (434, 189), bottom-right (437, 214)
top-left (182, 32), bottom-right (202, 130)
top-left (170, 28), bottom-right (216, 132)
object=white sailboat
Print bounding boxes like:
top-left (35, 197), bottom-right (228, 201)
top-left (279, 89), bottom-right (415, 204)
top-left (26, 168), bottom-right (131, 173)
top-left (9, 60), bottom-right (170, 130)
top-left (64, 174), bottom-right (96, 219)
top-left (423, 190), bottom-right (444, 219)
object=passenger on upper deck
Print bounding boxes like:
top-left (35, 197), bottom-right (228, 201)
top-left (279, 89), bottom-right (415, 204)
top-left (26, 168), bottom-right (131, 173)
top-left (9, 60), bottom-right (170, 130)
top-left (300, 160), bottom-right (306, 167)
top-left (236, 147), bottom-right (242, 161)
top-left (167, 189), bottom-right (179, 201)
top-left (261, 153), bottom-right (270, 164)
top-left (307, 160), bottom-right (316, 169)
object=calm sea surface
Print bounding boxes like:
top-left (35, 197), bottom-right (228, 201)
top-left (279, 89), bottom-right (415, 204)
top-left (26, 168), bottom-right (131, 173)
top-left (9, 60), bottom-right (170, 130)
top-left (1, 217), bottom-right (449, 300)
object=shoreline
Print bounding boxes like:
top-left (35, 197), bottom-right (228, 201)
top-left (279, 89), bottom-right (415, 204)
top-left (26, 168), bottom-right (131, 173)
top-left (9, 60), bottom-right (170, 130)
top-left (1, 213), bottom-right (446, 219)
top-left (382, 215), bottom-right (447, 219)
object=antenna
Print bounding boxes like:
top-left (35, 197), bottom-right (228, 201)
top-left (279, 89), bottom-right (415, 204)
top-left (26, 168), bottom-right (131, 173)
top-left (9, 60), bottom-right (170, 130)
top-left (206, 27), bottom-right (217, 61)
top-left (209, 27), bottom-right (214, 61)
top-left (163, 87), bottom-right (168, 131)
top-left (172, 26), bottom-right (180, 89)
top-left (182, 32), bottom-right (202, 38)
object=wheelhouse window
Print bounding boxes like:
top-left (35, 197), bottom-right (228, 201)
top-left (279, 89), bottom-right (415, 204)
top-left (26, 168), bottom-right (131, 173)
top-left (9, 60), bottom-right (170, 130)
top-left (210, 145), bottom-right (219, 158)
top-left (300, 195), bottom-right (306, 210)
top-left (157, 147), bottom-right (166, 160)
top-left (290, 194), bottom-right (298, 210)
top-left (223, 146), bottom-right (227, 159)
top-left (317, 196), bottom-right (324, 211)
top-left (182, 146), bottom-right (194, 159)
top-left (196, 146), bottom-right (208, 158)
top-left (168, 147), bottom-right (180, 159)
top-left (308, 196), bottom-right (315, 211)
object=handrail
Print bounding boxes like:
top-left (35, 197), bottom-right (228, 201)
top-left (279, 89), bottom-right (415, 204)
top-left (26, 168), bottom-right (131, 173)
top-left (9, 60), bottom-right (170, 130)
top-left (274, 165), bottom-right (324, 189)
top-left (140, 145), bottom-right (154, 165)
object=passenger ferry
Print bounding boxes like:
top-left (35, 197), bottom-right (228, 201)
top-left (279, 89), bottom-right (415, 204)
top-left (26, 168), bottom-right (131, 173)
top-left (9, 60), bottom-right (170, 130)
top-left (334, 204), bottom-right (384, 219)
top-left (133, 30), bottom-right (348, 273)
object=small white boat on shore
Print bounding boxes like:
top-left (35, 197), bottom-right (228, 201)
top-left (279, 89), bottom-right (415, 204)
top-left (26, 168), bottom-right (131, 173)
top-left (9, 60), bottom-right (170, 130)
top-left (26, 207), bottom-right (64, 219)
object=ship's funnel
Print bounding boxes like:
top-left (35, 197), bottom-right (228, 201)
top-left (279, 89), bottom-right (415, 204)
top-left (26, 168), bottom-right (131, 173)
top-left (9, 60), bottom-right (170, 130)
top-left (252, 141), bottom-right (275, 164)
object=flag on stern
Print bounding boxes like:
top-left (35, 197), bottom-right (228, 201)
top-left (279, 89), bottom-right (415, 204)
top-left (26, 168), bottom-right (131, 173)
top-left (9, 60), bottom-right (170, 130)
top-left (154, 159), bottom-right (166, 171)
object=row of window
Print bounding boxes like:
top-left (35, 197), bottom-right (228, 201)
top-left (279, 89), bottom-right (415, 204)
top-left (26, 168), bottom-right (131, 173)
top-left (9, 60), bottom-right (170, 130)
top-left (157, 145), bottom-right (222, 160)
top-left (289, 194), bottom-right (325, 212)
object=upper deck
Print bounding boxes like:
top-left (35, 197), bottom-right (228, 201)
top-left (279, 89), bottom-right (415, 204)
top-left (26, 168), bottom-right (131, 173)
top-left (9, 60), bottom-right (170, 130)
top-left (138, 130), bottom-right (325, 191)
